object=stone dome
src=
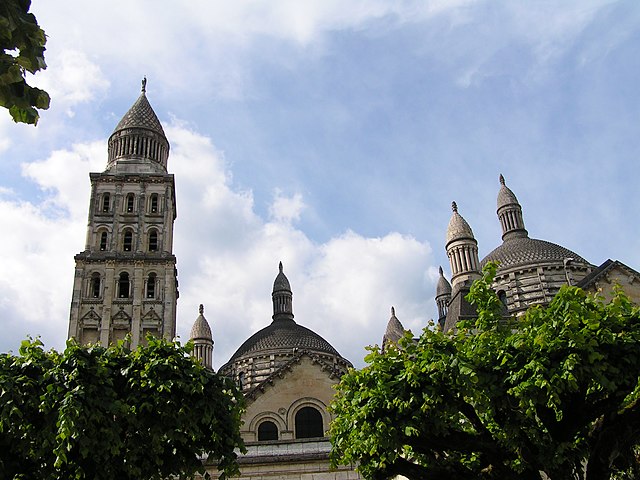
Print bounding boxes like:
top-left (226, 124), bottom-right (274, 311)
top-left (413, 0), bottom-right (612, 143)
top-left (226, 320), bottom-right (341, 363)
top-left (219, 263), bottom-right (351, 386)
top-left (446, 201), bottom-right (475, 245)
top-left (482, 237), bottom-right (589, 270)
top-left (190, 304), bottom-right (212, 340)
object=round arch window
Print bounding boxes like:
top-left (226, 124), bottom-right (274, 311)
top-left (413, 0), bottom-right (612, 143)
top-left (257, 420), bottom-right (278, 441)
top-left (295, 406), bottom-right (323, 439)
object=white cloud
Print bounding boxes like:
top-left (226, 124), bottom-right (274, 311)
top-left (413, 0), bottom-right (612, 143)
top-left (0, 119), bottom-right (436, 367)
top-left (269, 189), bottom-right (305, 224)
top-left (22, 141), bottom-right (106, 219)
top-left (30, 50), bottom-right (110, 116)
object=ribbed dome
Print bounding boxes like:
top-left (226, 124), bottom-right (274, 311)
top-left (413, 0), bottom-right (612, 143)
top-left (226, 321), bottom-right (341, 363)
top-left (481, 237), bottom-right (589, 270)
top-left (190, 304), bottom-right (212, 340)
top-left (446, 201), bottom-right (475, 245)
top-left (436, 266), bottom-right (452, 296)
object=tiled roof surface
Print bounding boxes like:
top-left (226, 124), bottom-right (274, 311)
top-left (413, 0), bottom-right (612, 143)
top-left (228, 319), bottom-right (340, 362)
top-left (482, 237), bottom-right (589, 270)
top-left (113, 93), bottom-right (165, 135)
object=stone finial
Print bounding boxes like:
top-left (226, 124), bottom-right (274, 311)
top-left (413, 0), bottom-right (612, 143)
top-left (141, 76), bottom-right (147, 93)
top-left (499, 173), bottom-right (505, 185)
top-left (391, 306), bottom-right (396, 317)
top-left (439, 266), bottom-right (444, 276)
top-left (199, 304), bottom-right (204, 315)
top-left (279, 261), bottom-right (283, 273)
top-left (451, 201), bottom-right (458, 213)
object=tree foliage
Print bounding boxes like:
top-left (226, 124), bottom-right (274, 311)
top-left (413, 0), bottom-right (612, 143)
top-left (330, 264), bottom-right (640, 480)
top-left (0, 0), bottom-right (50, 125)
top-left (0, 337), bottom-right (245, 480)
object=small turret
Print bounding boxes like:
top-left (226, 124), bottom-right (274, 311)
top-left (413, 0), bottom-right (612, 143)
top-left (445, 202), bottom-right (480, 288)
top-left (497, 174), bottom-right (528, 241)
top-left (190, 304), bottom-right (214, 368)
top-left (435, 266), bottom-right (452, 329)
top-left (272, 262), bottom-right (294, 322)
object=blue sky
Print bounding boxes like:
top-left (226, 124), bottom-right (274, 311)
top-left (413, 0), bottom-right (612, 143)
top-left (1, 1), bottom-right (639, 368)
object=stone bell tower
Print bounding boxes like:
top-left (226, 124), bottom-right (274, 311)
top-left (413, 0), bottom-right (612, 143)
top-left (68, 79), bottom-right (178, 347)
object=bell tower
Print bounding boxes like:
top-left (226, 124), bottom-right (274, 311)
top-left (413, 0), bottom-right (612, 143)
top-left (68, 79), bottom-right (178, 347)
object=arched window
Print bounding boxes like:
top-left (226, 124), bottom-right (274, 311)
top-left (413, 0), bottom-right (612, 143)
top-left (118, 272), bottom-right (130, 298)
top-left (126, 193), bottom-right (135, 213)
top-left (148, 229), bottom-right (158, 252)
top-left (123, 229), bottom-right (133, 252)
top-left (102, 193), bottom-right (110, 213)
top-left (146, 273), bottom-right (156, 298)
top-left (295, 407), bottom-right (324, 439)
top-left (90, 273), bottom-right (101, 298)
top-left (150, 193), bottom-right (159, 213)
top-left (99, 231), bottom-right (108, 251)
top-left (258, 421), bottom-right (278, 441)
top-left (498, 290), bottom-right (508, 308)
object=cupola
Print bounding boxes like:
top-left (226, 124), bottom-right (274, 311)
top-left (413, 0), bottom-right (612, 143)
top-left (446, 202), bottom-right (480, 288)
top-left (190, 304), bottom-right (214, 369)
top-left (497, 174), bottom-right (528, 241)
top-left (106, 78), bottom-right (170, 174)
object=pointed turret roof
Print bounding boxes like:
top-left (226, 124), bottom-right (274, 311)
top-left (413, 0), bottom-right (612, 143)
top-left (114, 93), bottom-right (166, 135)
top-left (190, 304), bottom-right (212, 341)
top-left (383, 306), bottom-right (406, 347)
top-left (273, 261), bottom-right (292, 293)
top-left (436, 266), bottom-right (452, 297)
top-left (496, 174), bottom-right (528, 240)
top-left (446, 201), bottom-right (475, 245)
top-left (106, 78), bottom-right (170, 173)
top-left (497, 174), bottom-right (520, 211)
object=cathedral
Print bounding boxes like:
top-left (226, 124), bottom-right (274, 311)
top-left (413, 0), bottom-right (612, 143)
top-left (68, 83), bottom-right (639, 479)
top-left (67, 82), bottom-right (359, 479)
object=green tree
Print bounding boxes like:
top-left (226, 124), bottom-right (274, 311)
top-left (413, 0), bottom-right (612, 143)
top-left (0, 0), bottom-right (50, 125)
top-left (330, 264), bottom-right (640, 480)
top-left (0, 337), bottom-right (245, 479)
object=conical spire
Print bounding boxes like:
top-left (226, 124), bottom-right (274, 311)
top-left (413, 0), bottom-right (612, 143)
top-left (445, 202), bottom-right (480, 287)
top-left (497, 174), bottom-right (528, 241)
top-left (190, 304), bottom-right (214, 368)
top-left (435, 266), bottom-right (452, 327)
top-left (383, 306), bottom-right (406, 349)
top-left (106, 78), bottom-right (170, 173)
top-left (436, 266), bottom-right (452, 297)
top-left (272, 262), bottom-right (294, 322)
